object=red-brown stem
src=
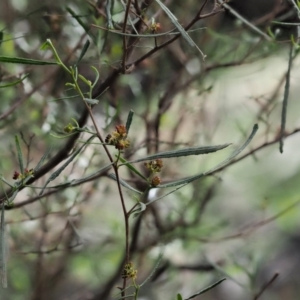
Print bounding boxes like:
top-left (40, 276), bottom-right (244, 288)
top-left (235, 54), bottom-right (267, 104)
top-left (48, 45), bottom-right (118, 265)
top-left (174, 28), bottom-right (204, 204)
top-left (83, 103), bottom-right (130, 297)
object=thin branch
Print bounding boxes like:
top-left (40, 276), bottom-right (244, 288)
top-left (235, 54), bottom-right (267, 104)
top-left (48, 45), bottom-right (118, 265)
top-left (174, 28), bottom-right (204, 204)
top-left (129, 6), bottom-right (223, 67)
top-left (217, 0), bottom-right (272, 41)
top-left (279, 44), bottom-right (293, 153)
top-left (253, 272), bottom-right (279, 300)
top-left (122, 0), bottom-right (133, 72)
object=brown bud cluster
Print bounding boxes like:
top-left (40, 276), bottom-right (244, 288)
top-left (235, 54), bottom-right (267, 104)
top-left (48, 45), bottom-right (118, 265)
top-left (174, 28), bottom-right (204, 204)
top-left (151, 176), bottom-right (161, 187)
top-left (144, 159), bottom-right (163, 173)
top-left (144, 159), bottom-right (163, 187)
top-left (105, 125), bottom-right (130, 150)
top-left (121, 262), bottom-right (137, 279)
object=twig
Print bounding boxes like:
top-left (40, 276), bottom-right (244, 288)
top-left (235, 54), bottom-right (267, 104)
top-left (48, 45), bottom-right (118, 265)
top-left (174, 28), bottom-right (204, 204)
top-left (279, 43), bottom-right (293, 153)
top-left (122, 0), bottom-right (132, 72)
top-left (217, 0), bottom-right (272, 41)
top-left (253, 272), bottom-right (279, 300)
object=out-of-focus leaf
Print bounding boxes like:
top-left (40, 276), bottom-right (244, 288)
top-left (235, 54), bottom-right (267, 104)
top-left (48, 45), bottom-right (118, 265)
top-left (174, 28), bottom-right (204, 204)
top-left (158, 173), bottom-right (205, 188)
top-left (0, 177), bottom-right (13, 189)
top-left (0, 74), bottom-right (29, 88)
top-left (132, 202), bottom-right (147, 217)
top-left (91, 66), bottom-right (100, 89)
top-left (0, 56), bottom-right (57, 65)
top-left (34, 148), bottom-right (52, 171)
top-left (105, 0), bottom-right (114, 29)
top-left (185, 278), bottom-right (226, 299)
top-left (205, 124), bottom-right (258, 174)
top-left (67, 7), bottom-right (97, 44)
top-left (75, 39), bottom-right (90, 67)
top-left (66, 7), bottom-right (89, 33)
top-left (279, 45), bottom-right (293, 153)
top-left (118, 156), bottom-right (148, 181)
top-left (0, 31), bottom-right (3, 47)
top-left (39, 136), bottom-right (95, 195)
top-left (15, 135), bottom-right (24, 175)
top-left (107, 173), bottom-right (143, 194)
top-left (125, 110), bottom-right (134, 135)
top-left (140, 253), bottom-right (163, 286)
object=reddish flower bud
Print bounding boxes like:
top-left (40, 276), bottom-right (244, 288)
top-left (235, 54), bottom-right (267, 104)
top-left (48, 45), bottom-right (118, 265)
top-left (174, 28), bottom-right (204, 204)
top-left (115, 125), bottom-right (127, 137)
top-left (151, 176), bottom-right (161, 187)
top-left (13, 171), bottom-right (20, 180)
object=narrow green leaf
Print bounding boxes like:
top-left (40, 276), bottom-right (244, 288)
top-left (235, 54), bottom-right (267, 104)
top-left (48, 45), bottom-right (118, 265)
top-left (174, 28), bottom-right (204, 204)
top-left (67, 7), bottom-right (89, 33)
top-left (107, 173), bottom-right (143, 194)
top-left (0, 177), bottom-right (13, 188)
top-left (91, 66), bottom-right (100, 89)
top-left (272, 21), bottom-right (300, 26)
top-left (219, 1), bottom-right (272, 41)
top-left (0, 203), bottom-right (7, 288)
top-left (204, 124), bottom-right (258, 175)
top-left (155, 0), bottom-right (193, 46)
top-left (0, 73), bottom-right (29, 89)
top-left (0, 31), bottom-right (3, 47)
top-left (40, 150), bottom-right (80, 192)
top-left (105, 0), bottom-right (114, 29)
top-left (126, 144), bottom-right (230, 164)
top-left (40, 40), bottom-right (50, 50)
top-left (73, 66), bottom-right (78, 81)
top-left (146, 185), bottom-right (179, 206)
top-left (155, 0), bottom-right (206, 59)
top-left (34, 148), bottom-right (52, 171)
top-left (177, 294), bottom-right (183, 300)
top-left (32, 171), bottom-right (115, 190)
top-left (49, 94), bottom-right (80, 102)
top-left (15, 135), bottom-right (24, 175)
top-left (6, 189), bottom-right (19, 203)
top-left (118, 156), bottom-right (148, 181)
top-left (67, 7), bottom-right (97, 45)
top-left (140, 253), bottom-right (163, 287)
top-left (70, 163), bottom-right (113, 185)
top-left (0, 56), bottom-right (57, 65)
top-left (185, 278), bottom-right (226, 299)
top-left (75, 39), bottom-right (90, 67)
top-left (280, 44), bottom-right (293, 153)
top-left (125, 110), bottom-right (134, 135)
top-left (39, 136), bottom-right (95, 195)
top-left (158, 173), bottom-right (205, 188)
